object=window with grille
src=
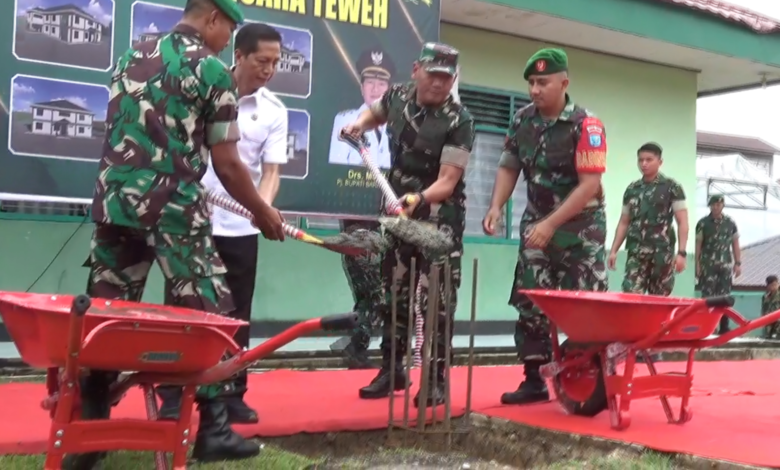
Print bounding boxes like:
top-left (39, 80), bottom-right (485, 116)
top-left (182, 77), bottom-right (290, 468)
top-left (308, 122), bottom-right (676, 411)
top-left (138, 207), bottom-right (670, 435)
top-left (459, 87), bottom-right (529, 240)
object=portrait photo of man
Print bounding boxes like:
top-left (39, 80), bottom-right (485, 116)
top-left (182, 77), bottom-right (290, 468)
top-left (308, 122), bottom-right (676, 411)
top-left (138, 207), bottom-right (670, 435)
top-left (328, 47), bottom-right (395, 169)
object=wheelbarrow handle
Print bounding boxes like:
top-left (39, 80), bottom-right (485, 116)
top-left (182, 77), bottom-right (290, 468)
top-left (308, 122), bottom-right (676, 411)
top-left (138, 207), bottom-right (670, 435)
top-left (71, 294), bottom-right (91, 316)
top-left (320, 312), bottom-right (359, 332)
top-left (703, 295), bottom-right (734, 308)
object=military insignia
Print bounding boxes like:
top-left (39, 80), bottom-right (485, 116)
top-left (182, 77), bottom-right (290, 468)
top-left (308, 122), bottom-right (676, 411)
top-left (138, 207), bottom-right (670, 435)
top-left (535, 60), bottom-right (546, 72)
top-left (371, 52), bottom-right (383, 65)
top-left (589, 134), bottom-right (602, 147)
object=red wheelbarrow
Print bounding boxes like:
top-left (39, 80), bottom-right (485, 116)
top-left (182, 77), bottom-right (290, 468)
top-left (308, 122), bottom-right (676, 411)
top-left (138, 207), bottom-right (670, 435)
top-left (0, 292), bottom-right (357, 469)
top-left (521, 290), bottom-right (776, 431)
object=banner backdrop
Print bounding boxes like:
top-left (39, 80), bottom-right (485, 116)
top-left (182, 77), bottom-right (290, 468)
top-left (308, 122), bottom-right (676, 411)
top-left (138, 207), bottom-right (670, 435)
top-left (0, 0), bottom-right (440, 217)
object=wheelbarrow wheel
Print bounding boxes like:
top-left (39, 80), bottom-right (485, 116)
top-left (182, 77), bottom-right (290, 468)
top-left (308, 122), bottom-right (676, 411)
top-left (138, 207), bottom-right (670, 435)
top-left (553, 340), bottom-right (608, 417)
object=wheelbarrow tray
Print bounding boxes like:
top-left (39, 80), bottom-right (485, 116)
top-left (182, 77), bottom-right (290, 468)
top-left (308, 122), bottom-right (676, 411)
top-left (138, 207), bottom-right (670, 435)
top-left (521, 290), bottom-right (722, 343)
top-left (0, 292), bottom-right (245, 373)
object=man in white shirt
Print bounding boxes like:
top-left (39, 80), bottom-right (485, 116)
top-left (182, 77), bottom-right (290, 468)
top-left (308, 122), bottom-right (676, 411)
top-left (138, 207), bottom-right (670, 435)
top-left (328, 47), bottom-right (395, 169)
top-left (157, 22), bottom-right (288, 425)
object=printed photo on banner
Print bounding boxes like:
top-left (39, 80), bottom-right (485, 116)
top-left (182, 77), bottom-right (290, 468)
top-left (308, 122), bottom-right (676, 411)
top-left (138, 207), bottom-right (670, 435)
top-left (130, 1), bottom-right (182, 46)
top-left (8, 74), bottom-right (109, 162)
top-left (12, 0), bottom-right (115, 72)
top-left (281, 108), bottom-right (310, 180)
top-left (232, 21), bottom-right (312, 99)
top-left (327, 46), bottom-right (395, 170)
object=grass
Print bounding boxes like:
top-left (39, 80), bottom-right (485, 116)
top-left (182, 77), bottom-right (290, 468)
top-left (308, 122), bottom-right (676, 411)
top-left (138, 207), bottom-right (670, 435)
top-left (547, 452), bottom-right (676, 469)
top-left (0, 445), bottom-right (322, 469)
top-left (0, 448), bottom-right (678, 469)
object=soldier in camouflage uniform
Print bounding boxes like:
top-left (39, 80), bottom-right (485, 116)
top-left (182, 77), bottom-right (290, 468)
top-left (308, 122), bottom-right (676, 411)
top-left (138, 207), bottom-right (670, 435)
top-left (761, 276), bottom-right (780, 339)
top-left (79, 0), bottom-right (286, 466)
top-left (695, 194), bottom-right (741, 334)
top-left (336, 219), bottom-right (383, 368)
top-left (608, 143), bottom-right (689, 296)
top-left (342, 42), bottom-right (475, 408)
top-left (483, 48), bottom-right (609, 405)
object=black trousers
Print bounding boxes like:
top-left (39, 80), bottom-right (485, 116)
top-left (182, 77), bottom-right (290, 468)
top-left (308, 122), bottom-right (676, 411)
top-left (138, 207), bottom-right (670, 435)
top-left (162, 233), bottom-right (259, 397)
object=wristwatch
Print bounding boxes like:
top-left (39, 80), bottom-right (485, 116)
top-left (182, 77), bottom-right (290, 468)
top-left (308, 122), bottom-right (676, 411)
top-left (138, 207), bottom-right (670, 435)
top-left (735, 261), bottom-right (741, 266)
top-left (678, 250), bottom-right (687, 257)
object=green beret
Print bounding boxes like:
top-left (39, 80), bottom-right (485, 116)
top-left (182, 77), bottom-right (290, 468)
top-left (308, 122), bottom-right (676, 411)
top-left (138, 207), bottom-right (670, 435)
top-left (708, 194), bottom-right (724, 205)
top-left (523, 48), bottom-right (568, 80)
top-left (212, 0), bottom-right (244, 25)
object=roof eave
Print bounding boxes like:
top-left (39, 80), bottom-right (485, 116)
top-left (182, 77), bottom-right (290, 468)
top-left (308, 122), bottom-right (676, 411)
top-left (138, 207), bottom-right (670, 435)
top-left (698, 78), bottom-right (780, 98)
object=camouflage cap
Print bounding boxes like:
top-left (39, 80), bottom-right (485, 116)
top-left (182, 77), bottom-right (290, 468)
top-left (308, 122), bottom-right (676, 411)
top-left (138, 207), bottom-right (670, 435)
top-left (708, 194), bottom-right (725, 206)
top-left (418, 42), bottom-right (458, 76)
top-left (212, 0), bottom-right (245, 25)
top-left (524, 48), bottom-right (568, 80)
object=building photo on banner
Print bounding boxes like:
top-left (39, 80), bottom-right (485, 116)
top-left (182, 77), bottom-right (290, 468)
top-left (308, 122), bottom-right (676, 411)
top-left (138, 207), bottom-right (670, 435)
top-left (0, 0), bottom-right (441, 223)
top-left (13, 0), bottom-right (115, 72)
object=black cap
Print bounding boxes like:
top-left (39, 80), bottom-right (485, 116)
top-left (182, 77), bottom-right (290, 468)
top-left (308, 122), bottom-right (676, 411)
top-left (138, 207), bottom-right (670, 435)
top-left (356, 47), bottom-right (395, 82)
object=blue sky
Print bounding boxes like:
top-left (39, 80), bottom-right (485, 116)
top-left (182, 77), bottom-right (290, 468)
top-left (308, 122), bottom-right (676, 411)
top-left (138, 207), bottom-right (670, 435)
top-left (12, 76), bottom-right (109, 120)
top-left (243, 21), bottom-right (312, 61)
top-left (277, 26), bottom-right (312, 62)
top-left (288, 109), bottom-right (309, 151)
top-left (16, 0), bottom-right (114, 26)
top-left (131, 2), bottom-right (182, 41)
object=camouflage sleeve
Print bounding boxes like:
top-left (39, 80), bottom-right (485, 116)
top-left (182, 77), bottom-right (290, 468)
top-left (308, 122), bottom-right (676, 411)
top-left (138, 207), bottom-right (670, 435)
top-left (695, 218), bottom-right (704, 241)
top-left (441, 114), bottom-right (475, 168)
top-left (198, 56), bottom-right (240, 148)
top-left (621, 187), bottom-right (631, 216)
top-left (731, 220), bottom-right (740, 239)
top-left (574, 117), bottom-right (607, 173)
top-left (670, 181), bottom-right (687, 212)
top-left (369, 84), bottom-right (398, 123)
top-left (498, 116), bottom-right (522, 171)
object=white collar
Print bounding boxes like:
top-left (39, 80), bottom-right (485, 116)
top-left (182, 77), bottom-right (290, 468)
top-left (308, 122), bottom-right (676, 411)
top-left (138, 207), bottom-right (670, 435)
top-left (239, 86), bottom-right (266, 106)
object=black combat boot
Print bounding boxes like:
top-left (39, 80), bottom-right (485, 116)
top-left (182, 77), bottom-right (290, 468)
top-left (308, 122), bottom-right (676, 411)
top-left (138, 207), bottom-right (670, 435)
top-left (224, 374), bottom-right (259, 424)
top-left (358, 346), bottom-right (410, 399)
top-left (413, 362), bottom-right (446, 408)
top-left (500, 360), bottom-right (550, 405)
top-left (191, 399), bottom-right (260, 463)
top-left (156, 385), bottom-right (182, 420)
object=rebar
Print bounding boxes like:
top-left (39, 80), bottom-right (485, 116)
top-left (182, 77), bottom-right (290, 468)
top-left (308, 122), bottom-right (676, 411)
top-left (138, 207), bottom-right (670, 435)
top-left (387, 257), bottom-right (479, 442)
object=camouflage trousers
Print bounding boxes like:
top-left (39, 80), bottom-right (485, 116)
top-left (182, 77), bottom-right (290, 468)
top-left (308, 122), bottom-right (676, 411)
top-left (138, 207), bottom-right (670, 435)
top-left (340, 219), bottom-right (383, 352)
top-left (622, 249), bottom-right (675, 296)
top-left (85, 223), bottom-right (234, 401)
top-left (510, 211), bottom-right (608, 363)
top-left (698, 264), bottom-right (732, 297)
top-left (381, 238), bottom-right (461, 368)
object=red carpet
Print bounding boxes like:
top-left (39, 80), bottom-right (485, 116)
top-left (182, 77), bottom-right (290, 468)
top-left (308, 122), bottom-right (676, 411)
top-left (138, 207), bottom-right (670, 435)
top-left (1, 362), bottom-right (779, 467)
